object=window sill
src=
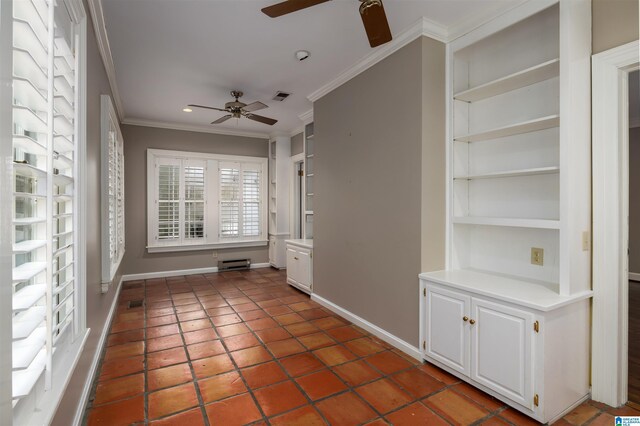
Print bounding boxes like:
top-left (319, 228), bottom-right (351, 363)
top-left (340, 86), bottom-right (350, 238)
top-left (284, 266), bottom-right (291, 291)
top-left (147, 240), bottom-right (268, 253)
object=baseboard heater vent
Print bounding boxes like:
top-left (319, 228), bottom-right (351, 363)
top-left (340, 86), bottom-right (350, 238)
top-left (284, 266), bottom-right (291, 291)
top-left (218, 258), bottom-right (251, 271)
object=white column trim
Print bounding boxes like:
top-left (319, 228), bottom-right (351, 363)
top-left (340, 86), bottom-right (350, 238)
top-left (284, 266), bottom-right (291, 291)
top-left (591, 40), bottom-right (639, 407)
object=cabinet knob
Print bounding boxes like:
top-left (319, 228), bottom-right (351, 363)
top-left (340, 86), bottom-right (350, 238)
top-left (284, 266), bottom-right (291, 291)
top-left (469, 319), bottom-right (476, 325)
top-left (463, 316), bottom-right (469, 322)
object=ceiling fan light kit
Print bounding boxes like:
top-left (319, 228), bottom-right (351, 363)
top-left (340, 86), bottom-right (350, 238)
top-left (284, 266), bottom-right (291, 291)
top-left (262, 0), bottom-right (392, 48)
top-left (188, 90), bottom-right (278, 126)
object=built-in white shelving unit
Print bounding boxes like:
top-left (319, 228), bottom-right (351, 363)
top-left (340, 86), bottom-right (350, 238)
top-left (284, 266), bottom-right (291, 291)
top-left (268, 136), bottom-right (291, 268)
top-left (420, 1), bottom-right (592, 423)
top-left (304, 122), bottom-right (314, 239)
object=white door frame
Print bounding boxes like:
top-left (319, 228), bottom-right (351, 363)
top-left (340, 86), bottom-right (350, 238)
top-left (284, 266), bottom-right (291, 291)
top-left (592, 40), bottom-right (639, 407)
top-left (289, 153), bottom-right (305, 239)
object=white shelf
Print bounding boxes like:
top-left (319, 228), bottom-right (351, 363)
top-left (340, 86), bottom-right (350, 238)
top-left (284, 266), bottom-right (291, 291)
top-left (14, 162), bottom-right (46, 178)
top-left (454, 59), bottom-right (560, 102)
top-left (12, 346), bottom-right (46, 399)
top-left (13, 306), bottom-right (46, 341)
top-left (13, 105), bottom-right (47, 134)
top-left (13, 262), bottom-right (47, 284)
top-left (453, 216), bottom-right (560, 229)
top-left (420, 269), bottom-right (592, 312)
top-left (454, 115), bottom-right (559, 143)
top-left (453, 166), bottom-right (559, 180)
top-left (12, 327), bottom-right (46, 370)
top-left (13, 240), bottom-right (47, 253)
top-left (13, 284), bottom-right (46, 312)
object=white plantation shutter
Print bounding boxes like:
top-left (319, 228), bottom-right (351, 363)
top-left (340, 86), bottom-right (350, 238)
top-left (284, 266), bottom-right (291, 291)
top-left (219, 163), bottom-right (240, 238)
top-left (184, 161), bottom-right (205, 240)
top-left (242, 164), bottom-right (261, 237)
top-left (157, 159), bottom-right (181, 241)
top-left (10, 0), bottom-right (82, 409)
top-left (100, 95), bottom-right (125, 286)
top-left (148, 150), bottom-right (266, 249)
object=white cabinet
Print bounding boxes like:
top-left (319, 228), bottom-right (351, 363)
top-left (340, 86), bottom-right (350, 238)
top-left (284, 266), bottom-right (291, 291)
top-left (285, 239), bottom-right (313, 293)
top-left (420, 275), bottom-right (591, 423)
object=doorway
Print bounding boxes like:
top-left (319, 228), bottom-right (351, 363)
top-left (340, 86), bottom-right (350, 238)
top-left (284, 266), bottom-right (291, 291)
top-left (290, 153), bottom-right (305, 239)
top-left (628, 69), bottom-right (640, 407)
top-left (592, 40), bottom-right (640, 407)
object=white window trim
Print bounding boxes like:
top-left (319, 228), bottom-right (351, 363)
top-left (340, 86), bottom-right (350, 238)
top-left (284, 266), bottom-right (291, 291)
top-left (147, 149), bottom-right (268, 253)
top-left (100, 95), bottom-right (125, 290)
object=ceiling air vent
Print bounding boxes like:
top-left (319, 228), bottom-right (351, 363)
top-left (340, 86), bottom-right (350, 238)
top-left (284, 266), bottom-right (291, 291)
top-left (272, 91), bottom-right (291, 102)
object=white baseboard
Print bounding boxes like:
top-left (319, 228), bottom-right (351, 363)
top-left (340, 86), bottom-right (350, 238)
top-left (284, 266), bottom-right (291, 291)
top-left (72, 275), bottom-right (124, 426)
top-left (629, 272), bottom-right (640, 282)
top-left (310, 293), bottom-right (422, 361)
top-left (122, 263), bottom-right (271, 282)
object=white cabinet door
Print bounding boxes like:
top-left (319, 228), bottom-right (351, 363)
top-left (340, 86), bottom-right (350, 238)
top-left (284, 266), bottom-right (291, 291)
top-left (425, 285), bottom-right (471, 376)
top-left (470, 297), bottom-right (534, 409)
top-left (286, 247), bottom-right (299, 283)
top-left (296, 248), bottom-right (312, 291)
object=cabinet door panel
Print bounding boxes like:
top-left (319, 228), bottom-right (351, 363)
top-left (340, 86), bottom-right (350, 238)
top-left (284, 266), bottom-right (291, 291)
top-left (286, 247), bottom-right (299, 284)
top-left (471, 298), bottom-right (533, 408)
top-left (296, 248), bottom-right (311, 290)
top-left (425, 285), bottom-right (470, 376)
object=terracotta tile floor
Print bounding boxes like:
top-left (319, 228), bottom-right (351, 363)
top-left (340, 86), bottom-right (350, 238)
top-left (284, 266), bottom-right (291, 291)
top-left (84, 268), bottom-right (639, 425)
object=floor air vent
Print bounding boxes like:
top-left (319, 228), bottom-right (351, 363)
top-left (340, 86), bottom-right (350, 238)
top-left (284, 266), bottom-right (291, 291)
top-left (128, 300), bottom-right (144, 309)
top-left (218, 258), bottom-right (251, 271)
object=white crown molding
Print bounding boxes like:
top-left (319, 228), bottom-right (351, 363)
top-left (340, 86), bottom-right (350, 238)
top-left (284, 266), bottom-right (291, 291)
top-left (446, 0), bottom-right (529, 41)
top-left (307, 17), bottom-right (447, 103)
top-left (121, 117), bottom-right (270, 139)
top-left (87, 0), bottom-right (125, 121)
top-left (289, 126), bottom-right (304, 137)
top-left (298, 109), bottom-right (314, 124)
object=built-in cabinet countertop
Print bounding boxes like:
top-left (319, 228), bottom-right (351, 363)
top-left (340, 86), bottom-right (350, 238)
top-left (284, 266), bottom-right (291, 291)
top-left (285, 239), bottom-right (313, 250)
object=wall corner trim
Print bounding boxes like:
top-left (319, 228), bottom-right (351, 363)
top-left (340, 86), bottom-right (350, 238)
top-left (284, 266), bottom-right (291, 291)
top-left (86, 0), bottom-right (125, 120)
top-left (310, 293), bottom-right (422, 361)
top-left (71, 275), bottom-right (124, 426)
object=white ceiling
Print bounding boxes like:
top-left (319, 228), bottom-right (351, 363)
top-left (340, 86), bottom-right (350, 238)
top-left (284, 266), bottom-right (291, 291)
top-left (101, 0), bottom-right (523, 137)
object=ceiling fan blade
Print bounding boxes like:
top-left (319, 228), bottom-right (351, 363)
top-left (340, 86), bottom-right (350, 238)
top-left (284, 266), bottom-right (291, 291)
top-left (189, 104), bottom-right (228, 112)
top-left (211, 114), bottom-right (233, 124)
top-left (242, 101), bottom-right (268, 113)
top-left (245, 113), bottom-right (277, 126)
top-left (359, 1), bottom-right (392, 48)
top-left (262, 0), bottom-right (331, 17)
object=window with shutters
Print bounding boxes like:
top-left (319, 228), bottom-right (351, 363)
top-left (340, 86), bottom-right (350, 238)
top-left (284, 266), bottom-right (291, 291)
top-left (2, 0), bottom-right (88, 421)
top-left (100, 95), bottom-right (125, 289)
top-left (147, 149), bottom-right (267, 252)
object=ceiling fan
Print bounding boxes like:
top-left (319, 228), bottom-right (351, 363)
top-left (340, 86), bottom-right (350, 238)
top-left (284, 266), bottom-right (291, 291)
top-left (261, 0), bottom-right (392, 48)
top-left (188, 91), bottom-right (278, 125)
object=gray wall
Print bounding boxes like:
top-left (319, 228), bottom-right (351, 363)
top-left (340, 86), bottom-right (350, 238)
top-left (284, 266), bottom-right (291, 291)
top-left (120, 124), bottom-right (269, 275)
top-left (592, 0), bottom-right (639, 54)
top-left (291, 132), bottom-right (304, 156)
top-left (314, 37), bottom-right (445, 347)
top-left (51, 5), bottom-right (123, 425)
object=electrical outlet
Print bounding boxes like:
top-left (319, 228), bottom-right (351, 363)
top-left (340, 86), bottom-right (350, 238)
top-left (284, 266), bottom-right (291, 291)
top-left (212, 251), bottom-right (218, 259)
top-left (531, 247), bottom-right (544, 266)
top-left (582, 231), bottom-right (590, 251)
